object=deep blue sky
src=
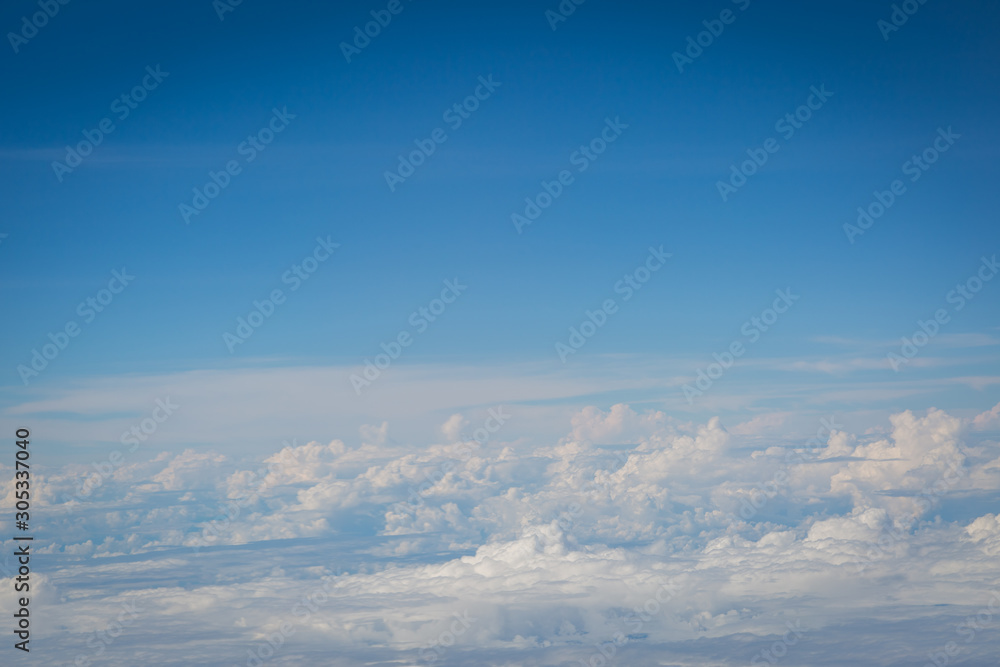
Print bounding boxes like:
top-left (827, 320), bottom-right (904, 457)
top-left (1, 0), bottom-right (998, 406)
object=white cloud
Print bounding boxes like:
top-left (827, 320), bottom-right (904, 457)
top-left (972, 401), bottom-right (1000, 429)
top-left (5, 403), bottom-right (1000, 665)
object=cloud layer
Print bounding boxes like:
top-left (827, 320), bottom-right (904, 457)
top-left (3, 402), bottom-right (1000, 665)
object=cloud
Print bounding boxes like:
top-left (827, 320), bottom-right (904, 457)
top-left (5, 403), bottom-right (1000, 665)
top-left (728, 412), bottom-right (790, 436)
top-left (829, 408), bottom-right (966, 518)
top-left (567, 403), bottom-right (673, 443)
top-left (972, 401), bottom-right (1000, 429)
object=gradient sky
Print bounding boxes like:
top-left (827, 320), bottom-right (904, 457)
top-left (0, 0), bottom-right (997, 466)
top-left (3, 2), bottom-right (1000, 666)
top-left (2, 0), bottom-right (998, 382)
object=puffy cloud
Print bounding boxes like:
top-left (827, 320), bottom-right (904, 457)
top-left (829, 408), bottom-right (966, 518)
top-left (567, 403), bottom-right (673, 444)
top-left (150, 449), bottom-right (229, 491)
top-left (728, 412), bottom-right (790, 436)
top-left (966, 513), bottom-right (1000, 556)
top-left (360, 421), bottom-right (389, 446)
top-left (441, 413), bottom-right (468, 442)
top-left (973, 401), bottom-right (1000, 429)
top-left (11, 404), bottom-right (1000, 665)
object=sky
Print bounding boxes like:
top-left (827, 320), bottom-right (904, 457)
top-left (1, 0), bottom-right (999, 665)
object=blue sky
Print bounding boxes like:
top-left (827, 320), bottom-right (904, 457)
top-left (1, 2), bottom-right (1000, 665)
top-left (2, 0), bottom-right (998, 388)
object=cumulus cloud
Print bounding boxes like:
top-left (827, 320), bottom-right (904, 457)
top-left (567, 403), bottom-right (673, 444)
top-left (972, 401), bottom-right (1000, 430)
top-left (7, 404), bottom-right (1000, 665)
top-left (829, 408), bottom-right (966, 518)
